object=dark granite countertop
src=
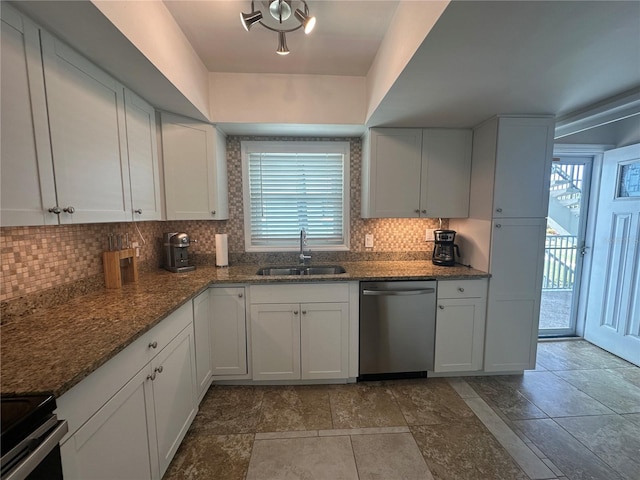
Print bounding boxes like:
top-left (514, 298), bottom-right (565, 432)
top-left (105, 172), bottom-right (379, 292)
top-left (1, 261), bottom-right (487, 397)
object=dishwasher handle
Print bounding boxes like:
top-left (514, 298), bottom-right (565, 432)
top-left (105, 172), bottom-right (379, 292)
top-left (362, 288), bottom-right (435, 296)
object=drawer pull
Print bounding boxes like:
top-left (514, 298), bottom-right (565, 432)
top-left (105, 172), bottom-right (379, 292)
top-left (438, 305), bottom-right (445, 310)
top-left (238, 293), bottom-right (243, 298)
top-left (293, 310), bottom-right (299, 315)
top-left (302, 310), bottom-right (307, 315)
top-left (147, 372), bottom-right (156, 381)
top-left (154, 366), bottom-right (163, 375)
top-left (458, 287), bottom-right (465, 292)
top-left (149, 341), bottom-right (158, 349)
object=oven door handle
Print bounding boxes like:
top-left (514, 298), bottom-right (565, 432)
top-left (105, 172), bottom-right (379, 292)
top-left (4, 420), bottom-right (68, 480)
top-left (362, 288), bottom-right (435, 296)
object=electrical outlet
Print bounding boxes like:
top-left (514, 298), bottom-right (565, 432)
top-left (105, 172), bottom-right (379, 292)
top-left (132, 242), bottom-right (140, 257)
top-left (365, 234), bottom-right (374, 248)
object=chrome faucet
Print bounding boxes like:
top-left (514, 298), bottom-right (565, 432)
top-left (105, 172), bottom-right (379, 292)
top-left (299, 228), bottom-right (311, 265)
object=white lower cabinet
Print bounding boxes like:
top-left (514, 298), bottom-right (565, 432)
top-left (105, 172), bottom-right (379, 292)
top-left (210, 287), bottom-right (248, 378)
top-left (250, 284), bottom-right (350, 381)
top-left (193, 289), bottom-right (213, 401)
top-left (58, 303), bottom-right (197, 480)
top-left (434, 279), bottom-right (487, 373)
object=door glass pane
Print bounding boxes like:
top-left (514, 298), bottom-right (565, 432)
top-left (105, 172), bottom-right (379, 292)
top-left (540, 161), bottom-right (587, 335)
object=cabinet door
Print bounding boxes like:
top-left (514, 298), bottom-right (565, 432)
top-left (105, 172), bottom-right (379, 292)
top-left (493, 117), bottom-right (554, 218)
top-left (161, 112), bottom-right (228, 220)
top-left (361, 128), bottom-right (423, 218)
top-left (251, 304), bottom-right (300, 380)
top-left (420, 129), bottom-right (472, 218)
top-left (434, 298), bottom-right (486, 372)
top-left (124, 89), bottom-right (162, 221)
top-left (41, 32), bottom-right (131, 224)
top-left (193, 289), bottom-right (212, 402)
top-left (484, 218), bottom-right (546, 371)
top-left (150, 326), bottom-right (197, 478)
top-left (210, 287), bottom-right (248, 377)
top-left (60, 365), bottom-right (158, 480)
top-left (0, 6), bottom-right (57, 226)
top-left (301, 303), bottom-right (349, 380)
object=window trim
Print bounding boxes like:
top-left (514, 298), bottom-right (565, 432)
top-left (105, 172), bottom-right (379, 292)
top-left (241, 140), bottom-right (350, 252)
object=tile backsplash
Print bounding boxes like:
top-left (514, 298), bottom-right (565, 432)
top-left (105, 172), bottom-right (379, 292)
top-left (0, 136), bottom-right (445, 304)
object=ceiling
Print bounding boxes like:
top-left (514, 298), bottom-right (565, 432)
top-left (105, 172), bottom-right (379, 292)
top-left (163, 0), bottom-right (399, 76)
top-left (11, 0), bottom-right (640, 135)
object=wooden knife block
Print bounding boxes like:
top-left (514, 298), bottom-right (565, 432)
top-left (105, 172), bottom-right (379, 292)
top-left (103, 248), bottom-right (138, 289)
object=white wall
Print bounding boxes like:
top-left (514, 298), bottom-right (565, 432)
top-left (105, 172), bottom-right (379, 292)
top-left (209, 73), bottom-right (366, 126)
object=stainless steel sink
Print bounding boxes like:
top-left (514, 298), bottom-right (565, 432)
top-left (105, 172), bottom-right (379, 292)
top-left (256, 265), bottom-right (346, 276)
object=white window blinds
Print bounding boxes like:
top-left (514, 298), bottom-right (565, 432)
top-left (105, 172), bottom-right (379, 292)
top-left (244, 143), bottom-right (348, 249)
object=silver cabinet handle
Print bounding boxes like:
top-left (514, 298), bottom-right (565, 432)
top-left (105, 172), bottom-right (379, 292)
top-left (238, 293), bottom-right (243, 298)
top-left (496, 208), bottom-right (503, 213)
top-left (63, 206), bottom-right (75, 214)
top-left (134, 208), bottom-right (142, 214)
top-left (293, 310), bottom-right (299, 315)
top-left (495, 224), bottom-right (502, 228)
top-left (147, 372), bottom-right (156, 381)
top-left (149, 341), bottom-right (158, 349)
top-left (155, 366), bottom-right (163, 374)
top-left (458, 287), bottom-right (465, 292)
top-left (363, 288), bottom-right (435, 296)
top-left (48, 206), bottom-right (61, 214)
top-left (439, 305), bottom-right (445, 310)
top-left (211, 210), bottom-right (216, 215)
top-left (302, 310), bottom-right (307, 315)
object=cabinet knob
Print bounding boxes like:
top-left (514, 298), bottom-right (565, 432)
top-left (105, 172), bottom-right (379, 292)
top-left (414, 209), bottom-right (420, 214)
top-left (149, 341), bottom-right (158, 349)
top-left (302, 310), bottom-right (307, 315)
top-left (421, 210), bottom-right (427, 214)
top-left (154, 366), bottom-right (163, 375)
top-left (48, 206), bottom-right (61, 214)
top-left (63, 206), bottom-right (75, 214)
top-left (147, 372), bottom-right (156, 381)
top-left (238, 293), bottom-right (243, 298)
top-left (458, 287), bottom-right (465, 292)
top-left (134, 209), bottom-right (143, 215)
top-left (438, 305), bottom-right (445, 310)
top-left (293, 310), bottom-right (299, 315)
top-left (496, 208), bottom-right (503, 213)
top-left (495, 224), bottom-right (502, 229)
top-left (211, 210), bottom-right (216, 215)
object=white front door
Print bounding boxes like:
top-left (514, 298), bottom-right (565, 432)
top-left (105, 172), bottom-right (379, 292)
top-left (584, 144), bottom-right (640, 366)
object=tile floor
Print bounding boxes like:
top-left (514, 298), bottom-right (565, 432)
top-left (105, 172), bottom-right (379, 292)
top-left (164, 340), bottom-right (640, 480)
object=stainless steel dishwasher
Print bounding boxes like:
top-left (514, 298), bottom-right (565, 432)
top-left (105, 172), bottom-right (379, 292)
top-left (359, 281), bottom-right (437, 379)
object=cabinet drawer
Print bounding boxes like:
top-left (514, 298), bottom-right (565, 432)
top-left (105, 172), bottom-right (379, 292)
top-left (438, 279), bottom-right (487, 299)
top-left (250, 283), bottom-right (349, 304)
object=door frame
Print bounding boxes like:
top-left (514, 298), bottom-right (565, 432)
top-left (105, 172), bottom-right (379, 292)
top-left (553, 144), bottom-right (614, 338)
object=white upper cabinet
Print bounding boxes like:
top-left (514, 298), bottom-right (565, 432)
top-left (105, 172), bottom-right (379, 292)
top-left (0, 5), bottom-right (57, 227)
top-left (361, 128), bottom-right (423, 218)
top-left (161, 112), bottom-right (229, 221)
top-left (465, 115), bottom-right (555, 224)
top-left (41, 31), bottom-right (132, 224)
top-left (124, 89), bottom-right (162, 221)
top-left (420, 129), bottom-right (472, 218)
top-left (361, 128), bottom-right (471, 218)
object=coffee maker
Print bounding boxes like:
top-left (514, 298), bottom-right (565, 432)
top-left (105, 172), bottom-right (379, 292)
top-left (162, 232), bottom-right (196, 272)
top-left (432, 230), bottom-right (460, 266)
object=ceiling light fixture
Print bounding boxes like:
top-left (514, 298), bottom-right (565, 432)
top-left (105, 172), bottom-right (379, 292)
top-left (240, 0), bottom-right (316, 56)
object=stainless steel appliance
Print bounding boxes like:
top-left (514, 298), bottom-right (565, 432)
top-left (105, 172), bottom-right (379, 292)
top-left (1, 394), bottom-right (68, 480)
top-left (359, 281), bottom-right (437, 379)
top-left (432, 229), bottom-right (460, 266)
top-left (162, 232), bottom-right (196, 273)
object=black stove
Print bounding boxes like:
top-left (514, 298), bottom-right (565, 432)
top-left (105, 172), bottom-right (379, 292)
top-left (1, 394), bottom-right (66, 480)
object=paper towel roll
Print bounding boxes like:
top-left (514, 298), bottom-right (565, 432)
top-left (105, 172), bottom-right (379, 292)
top-left (215, 234), bottom-right (229, 267)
